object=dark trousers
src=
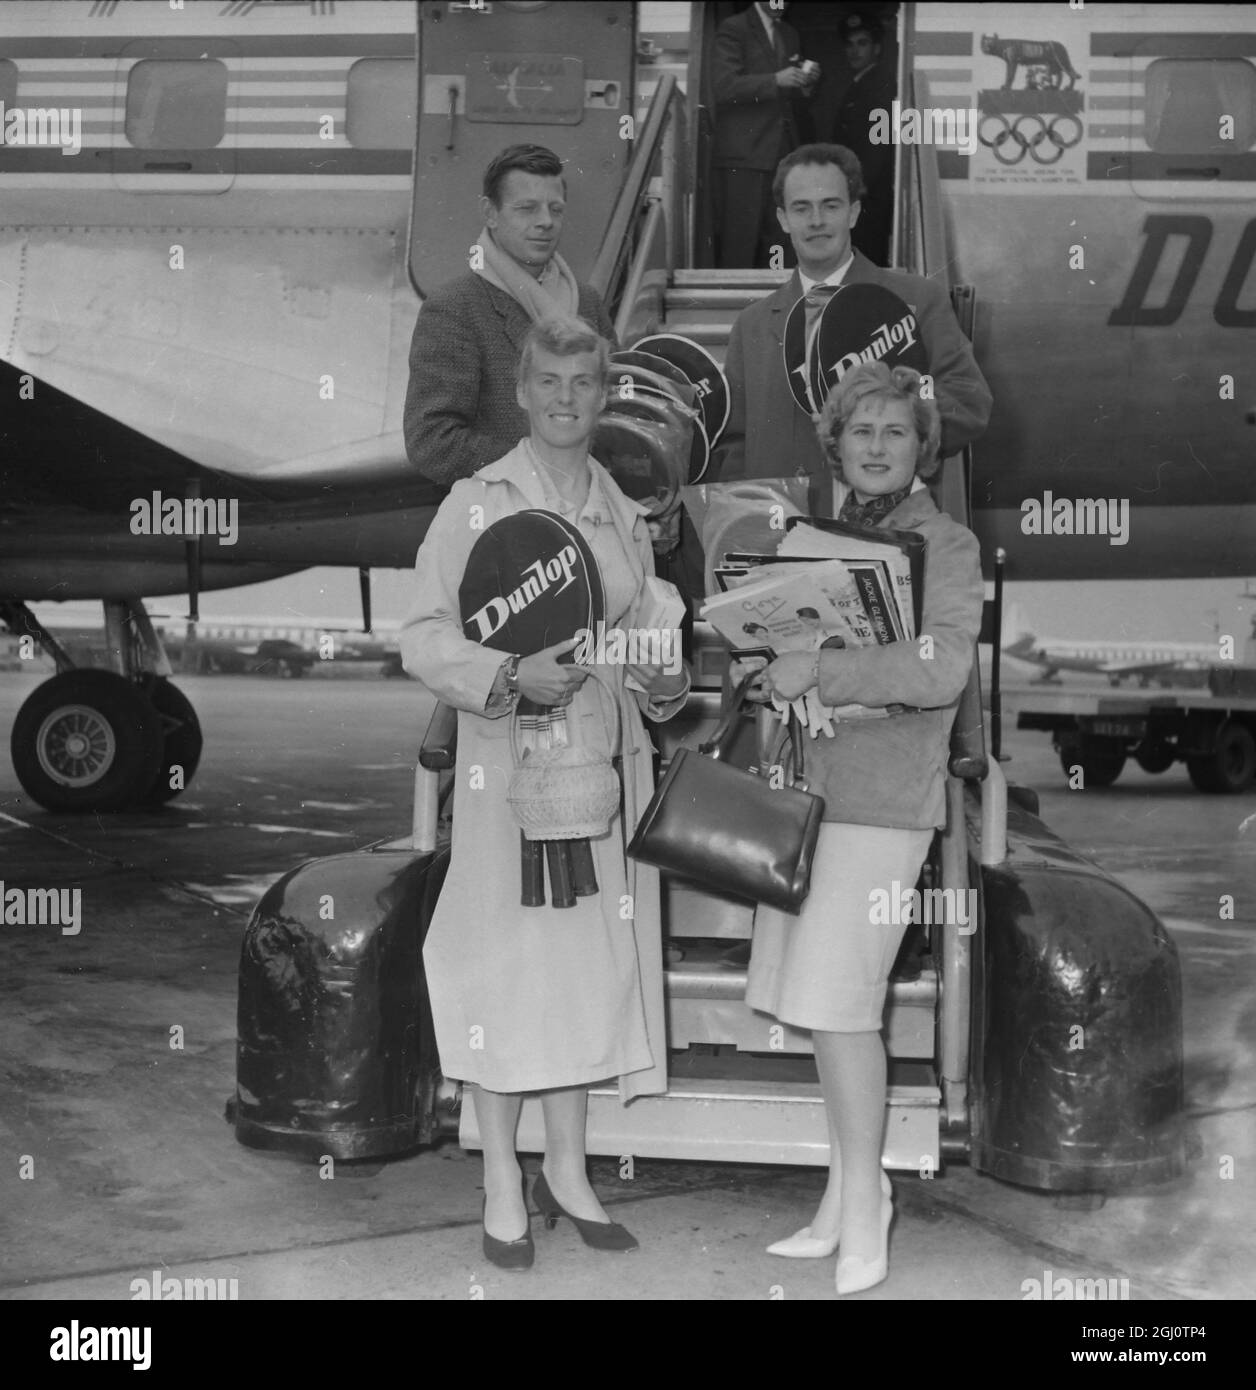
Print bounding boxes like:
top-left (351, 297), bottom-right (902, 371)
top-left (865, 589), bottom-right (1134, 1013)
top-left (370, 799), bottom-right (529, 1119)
top-left (852, 185), bottom-right (893, 267)
top-left (714, 167), bottom-right (796, 270)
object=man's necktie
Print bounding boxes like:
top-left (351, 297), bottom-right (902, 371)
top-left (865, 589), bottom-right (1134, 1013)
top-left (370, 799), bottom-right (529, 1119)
top-left (771, 17), bottom-right (788, 65)
top-left (804, 282), bottom-right (840, 335)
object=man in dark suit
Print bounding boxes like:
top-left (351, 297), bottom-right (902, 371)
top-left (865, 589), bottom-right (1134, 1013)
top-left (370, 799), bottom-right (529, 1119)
top-left (712, 1), bottom-right (817, 269)
top-left (404, 144), bottom-right (614, 484)
top-left (832, 14), bottom-right (896, 265)
top-left (713, 144), bottom-right (992, 490)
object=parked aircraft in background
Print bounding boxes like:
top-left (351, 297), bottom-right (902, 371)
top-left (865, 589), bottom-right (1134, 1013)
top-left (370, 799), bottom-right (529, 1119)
top-left (9, 614), bottom-right (402, 679)
top-left (999, 601), bottom-right (1255, 686)
top-left (1002, 626), bottom-right (1215, 688)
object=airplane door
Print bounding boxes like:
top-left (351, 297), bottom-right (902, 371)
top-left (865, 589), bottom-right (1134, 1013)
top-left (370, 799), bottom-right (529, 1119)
top-left (409, 0), bottom-right (635, 295)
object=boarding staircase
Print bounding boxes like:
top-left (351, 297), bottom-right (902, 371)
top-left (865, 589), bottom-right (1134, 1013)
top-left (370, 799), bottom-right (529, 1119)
top-left (659, 268), bottom-right (790, 361)
top-left (461, 74), bottom-right (997, 1171)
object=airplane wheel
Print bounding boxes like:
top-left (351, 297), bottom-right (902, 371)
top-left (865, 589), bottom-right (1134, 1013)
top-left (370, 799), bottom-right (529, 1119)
top-left (11, 670), bottom-right (163, 812)
top-left (137, 676), bottom-right (203, 805)
top-left (1057, 738), bottom-right (1125, 788)
top-left (1134, 742), bottom-right (1175, 775)
top-left (1186, 721), bottom-right (1256, 794)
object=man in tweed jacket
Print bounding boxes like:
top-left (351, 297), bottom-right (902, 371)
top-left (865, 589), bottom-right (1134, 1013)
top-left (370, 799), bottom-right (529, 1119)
top-left (404, 144), bottom-right (615, 485)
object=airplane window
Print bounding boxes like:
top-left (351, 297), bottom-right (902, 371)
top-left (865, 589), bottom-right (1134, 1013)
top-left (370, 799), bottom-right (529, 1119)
top-left (125, 59), bottom-right (228, 149)
top-left (346, 58), bottom-right (417, 150)
top-left (1144, 58), bottom-right (1255, 155)
top-left (0, 60), bottom-right (16, 110)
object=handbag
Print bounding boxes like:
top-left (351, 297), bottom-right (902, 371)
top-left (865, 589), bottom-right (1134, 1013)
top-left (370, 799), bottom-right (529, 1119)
top-left (627, 677), bottom-right (825, 914)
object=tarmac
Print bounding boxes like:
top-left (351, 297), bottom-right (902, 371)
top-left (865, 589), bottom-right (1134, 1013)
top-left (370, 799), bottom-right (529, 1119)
top-left (1, 668), bottom-right (1253, 1303)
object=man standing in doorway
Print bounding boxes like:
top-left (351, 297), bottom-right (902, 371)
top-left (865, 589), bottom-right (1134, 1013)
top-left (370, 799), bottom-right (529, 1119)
top-left (831, 14), bottom-right (896, 265)
top-left (713, 144), bottom-right (991, 492)
top-left (404, 143), bottom-right (614, 484)
top-left (711, 1), bottom-right (818, 269)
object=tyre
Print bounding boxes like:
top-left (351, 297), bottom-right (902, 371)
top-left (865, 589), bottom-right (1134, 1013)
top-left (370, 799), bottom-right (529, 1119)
top-left (1057, 739), bottom-right (1126, 788)
top-left (1186, 721), bottom-right (1256, 794)
top-left (11, 670), bottom-right (163, 812)
top-left (136, 676), bottom-right (203, 805)
top-left (1134, 742), bottom-right (1175, 775)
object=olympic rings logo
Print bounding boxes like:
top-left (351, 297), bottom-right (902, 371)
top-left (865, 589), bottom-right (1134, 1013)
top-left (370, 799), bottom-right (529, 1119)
top-left (978, 112), bottom-right (1083, 165)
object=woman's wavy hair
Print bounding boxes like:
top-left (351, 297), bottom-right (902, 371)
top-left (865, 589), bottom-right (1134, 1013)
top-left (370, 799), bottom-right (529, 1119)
top-left (517, 317), bottom-right (611, 389)
top-left (817, 360), bottom-right (943, 480)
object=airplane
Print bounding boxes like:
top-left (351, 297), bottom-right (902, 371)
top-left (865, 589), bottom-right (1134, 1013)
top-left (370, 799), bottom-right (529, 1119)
top-left (2, 0), bottom-right (1255, 810)
top-left (996, 604), bottom-right (1224, 687)
top-left (1001, 632), bottom-right (1217, 688)
top-left (17, 612), bottom-right (402, 678)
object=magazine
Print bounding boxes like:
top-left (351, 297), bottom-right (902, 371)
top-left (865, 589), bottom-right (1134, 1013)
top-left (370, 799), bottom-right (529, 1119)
top-left (701, 561), bottom-right (862, 655)
top-left (701, 522), bottom-right (923, 730)
top-left (781, 517), bottom-right (925, 638)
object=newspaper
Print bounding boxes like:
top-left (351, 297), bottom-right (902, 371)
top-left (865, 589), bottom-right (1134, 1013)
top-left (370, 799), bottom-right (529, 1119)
top-left (701, 534), bottom-right (918, 733)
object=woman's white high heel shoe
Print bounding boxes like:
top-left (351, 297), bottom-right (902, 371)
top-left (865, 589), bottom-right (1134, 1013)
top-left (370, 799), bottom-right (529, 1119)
top-left (767, 1171), bottom-right (892, 1259)
top-left (766, 1226), bottom-right (841, 1259)
top-left (835, 1182), bottom-right (894, 1296)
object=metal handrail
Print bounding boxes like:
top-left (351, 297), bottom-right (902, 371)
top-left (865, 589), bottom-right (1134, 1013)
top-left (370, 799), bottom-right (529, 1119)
top-left (902, 73), bottom-right (1005, 1144)
top-left (908, 69), bottom-right (951, 282)
top-left (590, 72), bottom-right (680, 310)
top-left (612, 198), bottom-right (666, 344)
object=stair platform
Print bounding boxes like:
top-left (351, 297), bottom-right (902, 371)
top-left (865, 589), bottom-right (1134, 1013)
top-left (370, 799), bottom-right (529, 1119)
top-left (460, 1069), bottom-right (942, 1169)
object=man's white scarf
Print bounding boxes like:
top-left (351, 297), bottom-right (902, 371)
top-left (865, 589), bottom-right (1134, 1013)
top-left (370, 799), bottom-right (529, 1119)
top-left (473, 227), bottom-right (584, 329)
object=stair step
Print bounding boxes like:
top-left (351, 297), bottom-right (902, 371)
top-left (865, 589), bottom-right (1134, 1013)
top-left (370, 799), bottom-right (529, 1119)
top-left (672, 268), bottom-right (791, 288)
top-left (664, 946), bottom-right (938, 1060)
top-left (666, 957), bottom-right (938, 1007)
top-left (663, 287), bottom-right (774, 310)
top-left (462, 1073), bottom-right (942, 1169)
top-left (655, 320), bottom-right (730, 345)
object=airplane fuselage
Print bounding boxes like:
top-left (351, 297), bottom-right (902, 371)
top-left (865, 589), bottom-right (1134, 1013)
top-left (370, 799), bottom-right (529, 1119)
top-left (0, 0), bottom-right (1252, 600)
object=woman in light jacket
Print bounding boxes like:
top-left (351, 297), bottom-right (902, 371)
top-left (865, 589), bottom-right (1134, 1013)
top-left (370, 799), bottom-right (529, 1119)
top-left (745, 360), bottom-right (983, 1294)
top-left (401, 318), bottom-right (688, 1271)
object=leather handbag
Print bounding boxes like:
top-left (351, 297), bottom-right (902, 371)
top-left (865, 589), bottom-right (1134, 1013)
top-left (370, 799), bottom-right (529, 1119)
top-left (627, 678), bottom-right (825, 914)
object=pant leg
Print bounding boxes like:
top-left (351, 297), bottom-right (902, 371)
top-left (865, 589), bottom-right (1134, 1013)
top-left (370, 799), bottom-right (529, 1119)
top-left (715, 167), bottom-right (768, 269)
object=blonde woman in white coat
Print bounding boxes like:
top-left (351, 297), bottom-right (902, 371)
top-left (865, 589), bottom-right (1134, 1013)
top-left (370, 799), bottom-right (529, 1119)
top-left (402, 318), bottom-right (688, 1271)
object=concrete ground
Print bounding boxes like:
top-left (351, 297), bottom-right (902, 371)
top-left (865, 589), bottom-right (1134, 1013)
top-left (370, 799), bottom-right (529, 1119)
top-left (1, 669), bottom-right (1252, 1302)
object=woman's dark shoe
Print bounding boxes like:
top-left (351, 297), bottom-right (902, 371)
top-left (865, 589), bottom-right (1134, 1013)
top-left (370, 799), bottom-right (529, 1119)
top-left (533, 1169), bottom-right (639, 1252)
top-left (481, 1195), bottom-right (534, 1271)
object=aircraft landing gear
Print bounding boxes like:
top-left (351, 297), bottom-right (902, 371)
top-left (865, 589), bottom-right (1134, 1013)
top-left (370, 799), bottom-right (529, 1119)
top-left (4, 599), bottom-right (204, 813)
top-left (12, 668), bottom-right (163, 811)
top-left (138, 674), bottom-right (204, 805)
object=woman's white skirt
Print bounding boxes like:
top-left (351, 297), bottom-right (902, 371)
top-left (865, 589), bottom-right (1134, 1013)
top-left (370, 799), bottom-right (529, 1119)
top-left (745, 821), bottom-right (935, 1033)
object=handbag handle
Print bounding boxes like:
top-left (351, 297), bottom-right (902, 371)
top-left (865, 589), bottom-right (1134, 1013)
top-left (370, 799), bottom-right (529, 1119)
top-left (508, 664), bottom-right (622, 767)
top-left (699, 672), bottom-right (757, 760)
top-left (766, 707), bottom-right (808, 789)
